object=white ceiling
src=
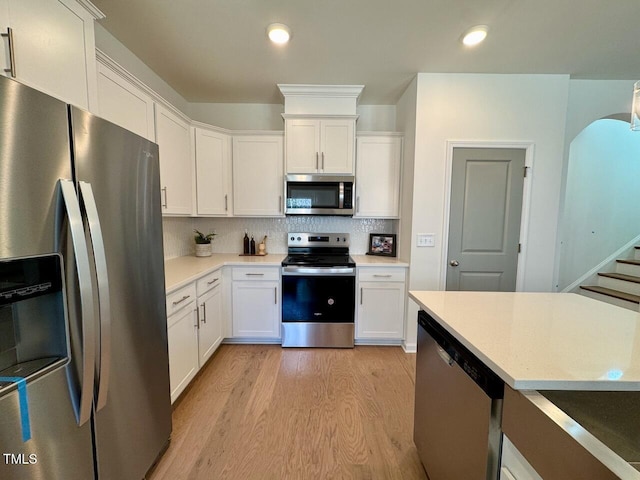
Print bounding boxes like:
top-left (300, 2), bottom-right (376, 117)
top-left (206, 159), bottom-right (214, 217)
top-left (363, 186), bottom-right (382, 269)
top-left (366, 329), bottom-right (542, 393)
top-left (90, 0), bottom-right (640, 105)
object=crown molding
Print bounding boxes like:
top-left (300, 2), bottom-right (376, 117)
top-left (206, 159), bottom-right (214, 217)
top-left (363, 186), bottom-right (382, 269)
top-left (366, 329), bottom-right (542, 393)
top-left (277, 84), bottom-right (364, 99)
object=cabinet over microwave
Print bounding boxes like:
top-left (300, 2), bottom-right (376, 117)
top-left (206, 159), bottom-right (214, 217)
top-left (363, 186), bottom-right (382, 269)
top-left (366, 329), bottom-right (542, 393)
top-left (285, 175), bottom-right (355, 216)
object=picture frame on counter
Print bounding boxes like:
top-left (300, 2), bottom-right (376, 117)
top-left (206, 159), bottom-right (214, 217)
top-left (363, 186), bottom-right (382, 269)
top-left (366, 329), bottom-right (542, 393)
top-left (367, 233), bottom-right (397, 257)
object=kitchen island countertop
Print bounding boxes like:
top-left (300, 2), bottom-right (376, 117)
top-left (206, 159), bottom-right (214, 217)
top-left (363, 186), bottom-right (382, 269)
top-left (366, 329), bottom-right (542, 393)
top-left (409, 291), bottom-right (640, 391)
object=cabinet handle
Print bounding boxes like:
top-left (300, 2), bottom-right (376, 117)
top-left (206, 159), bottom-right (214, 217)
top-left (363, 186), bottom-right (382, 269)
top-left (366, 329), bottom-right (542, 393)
top-left (274, 287), bottom-right (278, 304)
top-left (373, 274), bottom-right (392, 278)
top-left (321, 152), bottom-right (325, 171)
top-left (207, 278), bottom-right (219, 285)
top-left (161, 187), bottom-right (168, 208)
top-left (279, 195), bottom-right (282, 213)
top-left (194, 307), bottom-right (199, 328)
top-left (224, 194), bottom-right (228, 211)
top-left (316, 152), bottom-right (319, 171)
top-left (201, 303), bottom-right (207, 323)
top-left (172, 294), bottom-right (190, 306)
top-left (245, 273), bottom-right (264, 276)
top-left (1, 28), bottom-right (16, 78)
top-left (360, 287), bottom-right (363, 305)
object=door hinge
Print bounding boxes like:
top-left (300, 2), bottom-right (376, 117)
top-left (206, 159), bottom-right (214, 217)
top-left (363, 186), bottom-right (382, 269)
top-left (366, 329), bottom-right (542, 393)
top-left (523, 166), bottom-right (529, 178)
top-left (518, 243), bottom-right (522, 253)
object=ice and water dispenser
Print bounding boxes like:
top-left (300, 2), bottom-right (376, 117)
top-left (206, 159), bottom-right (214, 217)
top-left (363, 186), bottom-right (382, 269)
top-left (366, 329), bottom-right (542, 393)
top-left (0, 255), bottom-right (69, 391)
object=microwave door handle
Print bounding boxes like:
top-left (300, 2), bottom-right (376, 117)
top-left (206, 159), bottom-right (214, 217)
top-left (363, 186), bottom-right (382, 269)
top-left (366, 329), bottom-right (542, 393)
top-left (339, 182), bottom-right (345, 209)
top-left (59, 180), bottom-right (96, 427)
top-left (79, 181), bottom-right (111, 412)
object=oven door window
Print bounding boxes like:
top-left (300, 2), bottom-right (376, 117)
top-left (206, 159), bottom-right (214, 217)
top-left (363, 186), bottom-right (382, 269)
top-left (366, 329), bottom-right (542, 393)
top-left (282, 275), bottom-right (355, 323)
top-left (286, 183), bottom-right (339, 209)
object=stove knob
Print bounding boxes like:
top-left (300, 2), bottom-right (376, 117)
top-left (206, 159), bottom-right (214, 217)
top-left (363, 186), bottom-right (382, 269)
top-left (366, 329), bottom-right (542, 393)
top-left (297, 237), bottom-right (301, 241)
top-left (336, 237), bottom-right (339, 242)
top-left (343, 237), bottom-right (347, 242)
top-left (290, 236), bottom-right (295, 241)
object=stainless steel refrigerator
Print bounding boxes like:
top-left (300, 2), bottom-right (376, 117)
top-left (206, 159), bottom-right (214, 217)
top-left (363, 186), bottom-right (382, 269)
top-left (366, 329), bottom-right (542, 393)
top-left (0, 75), bottom-right (172, 479)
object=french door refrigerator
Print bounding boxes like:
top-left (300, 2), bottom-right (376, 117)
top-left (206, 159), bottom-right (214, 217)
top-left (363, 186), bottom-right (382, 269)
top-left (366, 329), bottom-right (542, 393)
top-left (0, 75), bottom-right (172, 479)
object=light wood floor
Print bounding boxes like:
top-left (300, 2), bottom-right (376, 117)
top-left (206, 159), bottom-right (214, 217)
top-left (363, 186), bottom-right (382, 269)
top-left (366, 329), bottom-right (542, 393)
top-left (148, 344), bottom-right (428, 480)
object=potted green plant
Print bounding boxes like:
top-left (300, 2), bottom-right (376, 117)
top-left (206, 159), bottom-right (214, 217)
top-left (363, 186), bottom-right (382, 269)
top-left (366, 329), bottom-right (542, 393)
top-left (193, 229), bottom-right (216, 257)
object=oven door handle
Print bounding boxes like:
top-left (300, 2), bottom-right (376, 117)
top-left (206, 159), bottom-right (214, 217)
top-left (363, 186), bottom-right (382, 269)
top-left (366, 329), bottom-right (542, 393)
top-left (282, 266), bottom-right (355, 275)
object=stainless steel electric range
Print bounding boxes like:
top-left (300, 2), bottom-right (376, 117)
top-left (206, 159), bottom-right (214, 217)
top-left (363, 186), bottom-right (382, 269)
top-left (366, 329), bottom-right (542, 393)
top-left (281, 233), bottom-right (356, 348)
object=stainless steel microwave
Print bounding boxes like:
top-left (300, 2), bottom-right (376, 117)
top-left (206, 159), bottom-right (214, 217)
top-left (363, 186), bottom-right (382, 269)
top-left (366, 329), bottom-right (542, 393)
top-left (285, 174), bottom-right (355, 215)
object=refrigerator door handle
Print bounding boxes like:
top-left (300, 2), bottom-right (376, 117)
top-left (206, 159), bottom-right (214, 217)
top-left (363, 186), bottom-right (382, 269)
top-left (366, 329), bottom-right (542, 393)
top-left (79, 181), bottom-right (111, 412)
top-left (59, 180), bottom-right (96, 426)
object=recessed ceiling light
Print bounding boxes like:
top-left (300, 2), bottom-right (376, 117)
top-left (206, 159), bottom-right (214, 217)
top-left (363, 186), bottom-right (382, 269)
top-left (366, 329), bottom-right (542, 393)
top-left (461, 25), bottom-right (488, 47)
top-left (267, 23), bottom-right (291, 45)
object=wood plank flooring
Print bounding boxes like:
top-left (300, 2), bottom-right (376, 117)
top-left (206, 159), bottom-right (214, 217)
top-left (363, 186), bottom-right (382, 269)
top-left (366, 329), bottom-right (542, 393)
top-left (148, 345), bottom-right (427, 480)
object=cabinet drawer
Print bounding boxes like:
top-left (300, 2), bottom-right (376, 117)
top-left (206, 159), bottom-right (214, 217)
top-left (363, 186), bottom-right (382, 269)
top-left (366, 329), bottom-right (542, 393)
top-left (166, 283), bottom-right (196, 317)
top-left (232, 267), bottom-right (279, 281)
top-left (196, 269), bottom-right (222, 296)
top-left (358, 268), bottom-right (405, 282)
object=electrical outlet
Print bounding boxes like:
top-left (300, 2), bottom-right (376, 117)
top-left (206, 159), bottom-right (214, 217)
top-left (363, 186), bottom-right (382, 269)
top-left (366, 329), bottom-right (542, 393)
top-left (417, 234), bottom-right (435, 247)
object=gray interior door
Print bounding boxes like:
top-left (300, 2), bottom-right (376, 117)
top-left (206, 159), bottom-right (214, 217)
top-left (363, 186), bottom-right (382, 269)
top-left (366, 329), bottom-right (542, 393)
top-left (446, 147), bottom-right (525, 291)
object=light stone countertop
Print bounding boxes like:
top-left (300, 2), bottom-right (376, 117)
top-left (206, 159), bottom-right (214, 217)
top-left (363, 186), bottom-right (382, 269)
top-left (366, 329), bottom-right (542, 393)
top-left (351, 255), bottom-right (409, 267)
top-left (409, 290), bottom-right (640, 391)
top-left (165, 254), bottom-right (286, 293)
top-left (165, 254), bottom-right (408, 293)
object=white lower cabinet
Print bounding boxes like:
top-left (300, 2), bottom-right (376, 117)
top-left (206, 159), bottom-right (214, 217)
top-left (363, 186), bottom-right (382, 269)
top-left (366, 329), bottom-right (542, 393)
top-left (196, 270), bottom-right (223, 366)
top-left (356, 268), bottom-right (406, 340)
top-left (166, 287), bottom-right (198, 404)
top-left (231, 267), bottom-right (280, 338)
top-left (166, 271), bottom-right (225, 404)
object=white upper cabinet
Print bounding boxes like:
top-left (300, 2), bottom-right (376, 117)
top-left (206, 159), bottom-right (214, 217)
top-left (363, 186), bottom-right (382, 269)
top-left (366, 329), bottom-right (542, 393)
top-left (155, 103), bottom-right (193, 216)
top-left (0, 0), bottom-right (101, 111)
top-left (96, 60), bottom-right (155, 141)
top-left (194, 127), bottom-right (232, 216)
top-left (232, 134), bottom-right (284, 217)
top-left (284, 116), bottom-right (355, 174)
top-left (355, 134), bottom-right (403, 218)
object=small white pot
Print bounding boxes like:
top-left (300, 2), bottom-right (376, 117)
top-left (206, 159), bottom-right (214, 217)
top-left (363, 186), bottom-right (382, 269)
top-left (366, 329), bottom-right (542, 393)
top-left (195, 243), bottom-right (212, 257)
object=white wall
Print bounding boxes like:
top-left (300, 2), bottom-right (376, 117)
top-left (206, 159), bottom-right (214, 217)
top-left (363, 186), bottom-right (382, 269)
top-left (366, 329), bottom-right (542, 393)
top-left (557, 119), bottom-right (640, 289)
top-left (94, 24), bottom-right (189, 114)
top-left (553, 79), bottom-right (636, 288)
top-left (190, 103), bottom-right (396, 131)
top-left (409, 73), bottom-right (570, 293)
top-left (395, 76), bottom-right (418, 351)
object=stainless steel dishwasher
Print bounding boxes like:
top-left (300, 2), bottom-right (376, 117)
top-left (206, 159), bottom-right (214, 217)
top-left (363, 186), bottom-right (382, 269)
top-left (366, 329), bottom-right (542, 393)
top-left (414, 310), bottom-right (504, 480)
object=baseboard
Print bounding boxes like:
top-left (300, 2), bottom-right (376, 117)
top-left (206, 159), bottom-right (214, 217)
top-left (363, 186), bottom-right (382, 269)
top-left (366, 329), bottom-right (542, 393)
top-left (355, 339), bottom-right (403, 346)
top-left (222, 338), bottom-right (282, 345)
top-left (402, 341), bottom-right (417, 353)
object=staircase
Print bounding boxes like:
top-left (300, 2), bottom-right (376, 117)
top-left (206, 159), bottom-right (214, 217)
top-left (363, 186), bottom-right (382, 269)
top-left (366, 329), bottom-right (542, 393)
top-left (579, 246), bottom-right (640, 311)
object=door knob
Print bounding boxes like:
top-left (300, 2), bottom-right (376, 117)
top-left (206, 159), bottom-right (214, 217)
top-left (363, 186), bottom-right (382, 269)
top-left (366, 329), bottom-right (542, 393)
top-left (449, 260), bottom-right (459, 267)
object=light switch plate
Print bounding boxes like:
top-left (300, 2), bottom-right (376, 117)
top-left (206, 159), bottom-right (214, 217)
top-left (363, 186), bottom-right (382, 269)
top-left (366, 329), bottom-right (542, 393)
top-left (417, 233), bottom-right (435, 247)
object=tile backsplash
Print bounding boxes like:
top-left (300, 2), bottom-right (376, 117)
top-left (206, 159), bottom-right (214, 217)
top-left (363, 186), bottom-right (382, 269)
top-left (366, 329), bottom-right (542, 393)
top-left (162, 217), bottom-right (397, 259)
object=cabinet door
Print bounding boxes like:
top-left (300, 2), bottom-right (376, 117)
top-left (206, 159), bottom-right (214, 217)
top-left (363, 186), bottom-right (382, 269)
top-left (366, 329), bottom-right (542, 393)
top-left (3, 0), bottom-right (96, 110)
top-left (232, 135), bottom-right (284, 216)
top-left (285, 118), bottom-right (320, 173)
top-left (355, 135), bottom-right (402, 218)
top-left (320, 118), bottom-right (355, 174)
top-left (167, 305), bottom-right (199, 403)
top-left (155, 103), bottom-right (193, 215)
top-left (96, 62), bottom-right (155, 141)
top-left (357, 281), bottom-right (405, 339)
top-left (232, 281), bottom-right (280, 337)
top-left (195, 128), bottom-right (232, 215)
top-left (197, 283), bottom-right (223, 366)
